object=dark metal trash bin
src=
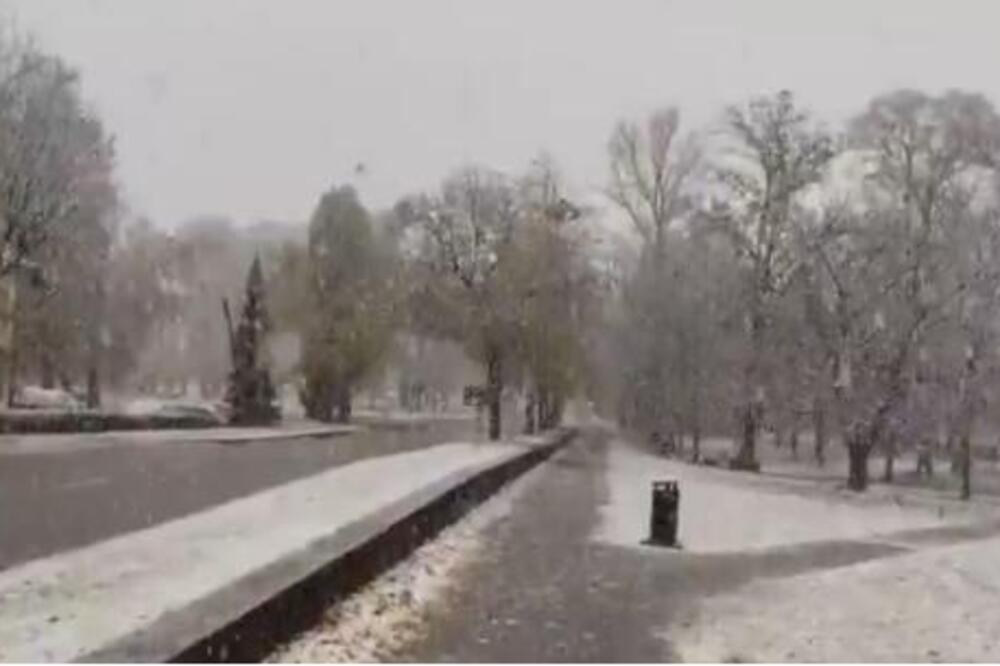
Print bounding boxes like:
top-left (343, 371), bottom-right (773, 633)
top-left (649, 480), bottom-right (679, 546)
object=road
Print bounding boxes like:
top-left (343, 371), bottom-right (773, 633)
top-left (0, 418), bottom-right (476, 571)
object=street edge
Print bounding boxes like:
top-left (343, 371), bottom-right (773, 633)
top-left (80, 427), bottom-right (576, 663)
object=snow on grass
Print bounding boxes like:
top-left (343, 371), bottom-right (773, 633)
top-left (120, 397), bottom-right (223, 418)
top-left (669, 535), bottom-right (1000, 662)
top-left (269, 451), bottom-right (549, 663)
top-left (16, 386), bottom-right (83, 411)
top-left (594, 441), bottom-right (965, 553)
top-left (352, 409), bottom-right (474, 423)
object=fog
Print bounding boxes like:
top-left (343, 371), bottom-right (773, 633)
top-left (6, 0), bottom-right (1000, 227)
top-left (7, 3), bottom-right (1000, 662)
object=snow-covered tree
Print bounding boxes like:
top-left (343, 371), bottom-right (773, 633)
top-left (223, 255), bottom-right (279, 425)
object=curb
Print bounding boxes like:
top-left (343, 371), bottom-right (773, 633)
top-left (82, 428), bottom-right (577, 663)
top-left (194, 427), bottom-right (357, 445)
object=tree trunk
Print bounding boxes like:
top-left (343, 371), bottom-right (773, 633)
top-left (552, 393), bottom-right (565, 428)
top-left (303, 377), bottom-right (333, 422)
top-left (790, 428), bottom-right (799, 460)
top-left (960, 433), bottom-right (972, 501)
top-left (813, 396), bottom-right (827, 467)
top-left (736, 304), bottom-right (765, 467)
top-left (950, 440), bottom-right (962, 475)
top-left (334, 384), bottom-right (352, 423)
top-left (879, 430), bottom-right (895, 483)
top-left (734, 400), bottom-right (760, 468)
top-left (486, 348), bottom-right (502, 441)
top-left (6, 342), bottom-right (17, 407)
top-left (86, 366), bottom-right (100, 409)
top-left (883, 450), bottom-right (894, 483)
top-left (543, 390), bottom-right (563, 429)
top-left (398, 379), bottom-right (409, 411)
top-left (956, 350), bottom-right (978, 500)
top-left (692, 421), bottom-right (702, 462)
top-left (847, 435), bottom-right (870, 492)
top-left (690, 390), bottom-right (702, 462)
top-left (524, 391), bottom-right (536, 434)
top-left (537, 390), bottom-right (550, 431)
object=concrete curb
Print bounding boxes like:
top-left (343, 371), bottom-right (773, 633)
top-left (189, 427), bottom-right (357, 445)
top-left (81, 428), bottom-right (576, 663)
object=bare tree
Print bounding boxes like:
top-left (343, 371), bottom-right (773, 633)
top-left (711, 91), bottom-right (833, 468)
top-left (936, 196), bottom-right (1000, 499)
top-left (509, 156), bottom-right (589, 433)
top-left (608, 108), bottom-right (700, 257)
top-left (712, 90), bottom-right (834, 470)
top-left (606, 109), bottom-right (701, 439)
top-left (406, 166), bottom-right (520, 440)
top-left (0, 32), bottom-right (117, 403)
top-left (0, 44), bottom-right (110, 276)
top-left (798, 89), bottom-right (1000, 491)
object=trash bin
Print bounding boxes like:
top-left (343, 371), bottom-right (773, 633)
top-left (649, 480), bottom-right (679, 547)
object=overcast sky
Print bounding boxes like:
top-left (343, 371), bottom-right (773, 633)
top-left (3, 0), bottom-right (1000, 227)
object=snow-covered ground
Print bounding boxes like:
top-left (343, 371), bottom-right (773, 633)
top-left (269, 451), bottom-right (549, 662)
top-left (594, 441), bottom-right (981, 553)
top-left (0, 442), bottom-right (526, 662)
top-left (595, 440), bottom-right (1000, 661)
top-left (670, 535), bottom-right (1000, 662)
top-left (352, 408), bottom-right (475, 423)
top-left (15, 386), bottom-right (84, 411)
top-left (0, 423), bottom-right (356, 456)
top-left (119, 396), bottom-right (223, 418)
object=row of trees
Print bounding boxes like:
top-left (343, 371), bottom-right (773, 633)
top-left (18, 8), bottom-right (997, 490)
top-left (0, 16), bottom-right (306, 408)
top-left (399, 159), bottom-right (596, 439)
top-left (0, 28), bottom-right (118, 406)
top-left (267, 158), bottom-right (597, 437)
top-left (13, 212), bottom-right (307, 405)
top-left (0, 22), bottom-right (593, 432)
top-left (604, 88), bottom-right (1000, 495)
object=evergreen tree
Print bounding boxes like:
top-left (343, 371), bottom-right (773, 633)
top-left (224, 255), bottom-right (279, 425)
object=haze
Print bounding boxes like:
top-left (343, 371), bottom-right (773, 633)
top-left (4, 0), bottom-right (999, 227)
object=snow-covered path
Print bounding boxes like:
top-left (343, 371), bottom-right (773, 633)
top-left (269, 447), bottom-right (549, 662)
top-left (0, 441), bottom-right (526, 662)
top-left (594, 442), bottom-right (981, 553)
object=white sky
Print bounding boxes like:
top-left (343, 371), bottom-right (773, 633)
top-left (3, 0), bottom-right (1000, 227)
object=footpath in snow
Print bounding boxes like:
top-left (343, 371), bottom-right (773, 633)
top-left (0, 440), bottom-right (532, 662)
top-left (269, 445), bottom-right (552, 662)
